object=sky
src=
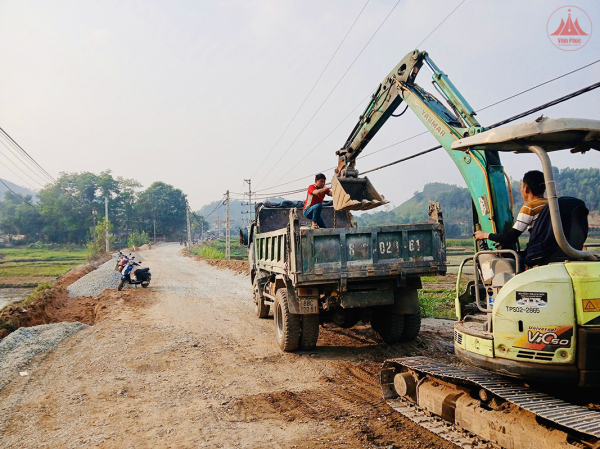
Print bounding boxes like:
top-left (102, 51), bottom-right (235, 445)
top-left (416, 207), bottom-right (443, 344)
top-left (0, 0), bottom-right (599, 211)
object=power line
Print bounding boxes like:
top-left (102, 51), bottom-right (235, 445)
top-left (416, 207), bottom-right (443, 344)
top-left (270, 92), bottom-right (374, 186)
top-left (360, 80), bottom-right (600, 176)
top-left (255, 0), bottom-right (404, 188)
top-left (0, 127), bottom-right (55, 183)
top-left (256, 59), bottom-right (600, 194)
top-left (415, 0), bottom-right (467, 48)
top-left (249, 0), bottom-right (371, 180)
top-left (0, 178), bottom-right (37, 209)
top-left (0, 135), bottom-right (50, 187)
top-left (477, 59), bottom-right (600, 112)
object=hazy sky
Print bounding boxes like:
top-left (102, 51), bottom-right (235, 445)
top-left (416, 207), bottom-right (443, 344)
top-left (0, 0), bottom-right (599, 210)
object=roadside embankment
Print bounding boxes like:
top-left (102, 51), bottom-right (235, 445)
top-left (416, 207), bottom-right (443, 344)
top-left (0, 255), bottom-right (111, 338)
top-left (183, 247), bottom-right (249, 275)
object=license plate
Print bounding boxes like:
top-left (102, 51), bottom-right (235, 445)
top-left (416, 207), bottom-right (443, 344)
top-left (299, 298), bottom-right (318, 314)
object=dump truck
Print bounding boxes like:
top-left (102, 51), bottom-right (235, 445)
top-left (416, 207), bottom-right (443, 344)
top-left (240, 200), bottom-right (446, 351)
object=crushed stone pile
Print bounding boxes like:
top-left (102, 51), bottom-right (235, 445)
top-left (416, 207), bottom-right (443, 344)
top-left (67, 252), bottom-right (142, 297)
top-left (0, 322), bottom-right (87, 391)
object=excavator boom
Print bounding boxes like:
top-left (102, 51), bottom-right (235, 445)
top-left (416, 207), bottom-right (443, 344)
top-left (334, 50), bottom-right (514, 239)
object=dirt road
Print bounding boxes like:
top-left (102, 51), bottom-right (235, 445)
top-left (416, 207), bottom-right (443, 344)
top-left (0, 243), bottom-right (457, 448)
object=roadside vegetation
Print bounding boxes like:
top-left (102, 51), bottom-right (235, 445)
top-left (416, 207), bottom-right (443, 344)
top-left (190, 239), bottom-right (248, 260)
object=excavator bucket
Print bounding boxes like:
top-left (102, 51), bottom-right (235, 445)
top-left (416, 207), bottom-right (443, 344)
top-left (331, 176), bottom-right (389, 211)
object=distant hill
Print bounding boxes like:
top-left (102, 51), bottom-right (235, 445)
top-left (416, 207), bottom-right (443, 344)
top-left (356, 167), bottom-right (600, 238)
top-left (0, 178), bottom-right (37, 201)
top-left (197, 197), bottom-right (285, 231)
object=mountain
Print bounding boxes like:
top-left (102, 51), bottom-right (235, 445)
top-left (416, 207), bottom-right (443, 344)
top-left (355, 167), bottom-right (600, 238)
top-left (197, 197), bottom-right (285, 231)
top-left (0, 178), bottom-right (37, 201)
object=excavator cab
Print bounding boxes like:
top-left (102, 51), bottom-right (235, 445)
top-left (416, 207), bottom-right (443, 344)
top-left (450, 117), bottom-right (600, 386)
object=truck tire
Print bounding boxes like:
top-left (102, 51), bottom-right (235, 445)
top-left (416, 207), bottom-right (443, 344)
top-left (371, 309), bottom-right (404, 344)
top-left (254, 279), bottom-right (269, 318)
top-left (299, 315), bottom-right (319, 350)
top-left (117, 280), bottom-right (125, 291)
top-left (274, 289), bottom-right (301, 352)
top-left (400, 312), bottom-right (421, 342)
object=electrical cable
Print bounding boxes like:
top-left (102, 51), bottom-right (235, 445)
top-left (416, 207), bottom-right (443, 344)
top-left (254, 0), bottom-right (404, 188)
top-left (0, 127), bottom-right (55, 182)
top-left (476, 59), bottom-right (600, 112)
top-left (0, 178), bottom-right (37, 208)
top-left (415, 0), bottom-right (467, 48)
top-left (0, 135), bottom-right (50, 187)
top-left (360, 80), bottom-right (600, 175)
top-left (253, 80), bottom-right (600, 197)
top-left (0, 154), bottom-right (40, 190)
top-left (256, 59), bottom-right (600, 194)
top-left (249, 0), bottom-right (371, 180)
top-left (269, 92), bottom-right (374, 187)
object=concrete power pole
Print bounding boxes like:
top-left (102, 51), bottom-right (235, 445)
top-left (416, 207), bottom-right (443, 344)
top-left (153, 220), bottom-right (156, 243)
top-left (186, 200), bottom-right (192, 249)
top-left (225, 190), bottom-right (230, 260)
top-left (105, 196), bottom-right (110, 253)
top-left (244, 179), bottom-right (251, 225)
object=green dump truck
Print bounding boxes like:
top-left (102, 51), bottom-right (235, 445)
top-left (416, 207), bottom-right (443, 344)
top-left (241, 201), bottom-right (446, 351)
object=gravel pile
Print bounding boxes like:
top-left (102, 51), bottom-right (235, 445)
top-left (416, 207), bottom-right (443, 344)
top-left (67, 253), bottom-right (143, 297)
top-left (0, 322), bottom-right (87, 391)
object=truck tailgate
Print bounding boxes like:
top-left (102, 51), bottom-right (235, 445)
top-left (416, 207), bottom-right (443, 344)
top-left (298, 224), bottom-right (445, 282)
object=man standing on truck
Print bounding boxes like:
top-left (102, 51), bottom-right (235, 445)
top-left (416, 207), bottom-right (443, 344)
top-left (303, 173), bottom-right (332, 229)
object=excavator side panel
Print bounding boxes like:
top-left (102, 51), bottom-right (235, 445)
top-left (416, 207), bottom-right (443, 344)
top-left (492, 264), bottom-right (576, 365)
top-left (565, 262), bottom-right (600, 326)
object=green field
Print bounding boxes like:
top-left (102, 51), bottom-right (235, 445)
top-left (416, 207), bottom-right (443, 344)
top-left (0, 245), bottom-right (87, 282)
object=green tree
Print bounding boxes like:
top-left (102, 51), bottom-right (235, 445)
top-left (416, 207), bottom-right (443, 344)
top-left (86, 217), bottom-right (115, 258)
top-left (136, 182), bottom-right (187, 238)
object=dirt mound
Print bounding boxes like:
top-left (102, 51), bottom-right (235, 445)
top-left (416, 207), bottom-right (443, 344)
top-left (0, 256), bottom-right (111, 336)
top-left (184, 248), bottom-right (249, 275)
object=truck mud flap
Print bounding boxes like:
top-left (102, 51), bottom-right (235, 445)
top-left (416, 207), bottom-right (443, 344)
top-left (340, 290), bottom-right (394, 308)
top-left (331, 176), bottom-right (388, 211)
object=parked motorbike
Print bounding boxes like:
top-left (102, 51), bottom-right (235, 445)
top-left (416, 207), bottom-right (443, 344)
top-left (114, 252), bottom-right (131, 272)
top-left (117, 258), bottom-right (151, 291)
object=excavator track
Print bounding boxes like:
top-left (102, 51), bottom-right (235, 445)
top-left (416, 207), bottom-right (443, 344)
top-left (381, 357), bottom-right (600, 449)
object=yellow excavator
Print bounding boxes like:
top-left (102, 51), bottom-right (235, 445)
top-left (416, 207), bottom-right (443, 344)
top-left (331, 49), bottom-right (600, 448)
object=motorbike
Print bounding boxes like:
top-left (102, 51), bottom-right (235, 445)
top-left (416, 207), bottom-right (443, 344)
top-left (117, 258), bottom-right (151, 291)
top-left (115, 252), bottom-right (131, 272)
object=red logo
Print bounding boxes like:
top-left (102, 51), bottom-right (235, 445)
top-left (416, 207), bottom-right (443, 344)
top-left (547, 6), bottom-right (592, 51)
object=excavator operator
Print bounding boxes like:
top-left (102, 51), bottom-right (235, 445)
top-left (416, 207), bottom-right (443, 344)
top-left (303, 173), bottom-right (332, 229)
top-left (474, 170), bottom-right (547, 247)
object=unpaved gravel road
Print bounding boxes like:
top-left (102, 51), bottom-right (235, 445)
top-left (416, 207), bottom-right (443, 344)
top-left (0, 243), bottom-right (457, 448)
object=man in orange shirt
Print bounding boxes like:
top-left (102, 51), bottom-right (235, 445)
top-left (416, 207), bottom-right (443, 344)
top-left (303, 173), bottom-right (332, 229)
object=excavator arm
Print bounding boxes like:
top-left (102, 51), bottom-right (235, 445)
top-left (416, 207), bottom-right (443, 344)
top-left (334, 50), bottom-right (514, 239)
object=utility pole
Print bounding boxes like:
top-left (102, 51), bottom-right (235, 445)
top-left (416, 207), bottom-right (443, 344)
top-left (92, 209), bottom-right (97, 258)
top-left (244, 179), bottom-right (251, 226)
top-left (186, 200), bottom-right (192, 249)
top-left (153, 220), bottom-right (156, 243)
top-left (104, 196), bottom-right (110, 253)
top-left (225, 190), bottom-right (230, 260)
top-left (201, 221), bottom-right (204, 241)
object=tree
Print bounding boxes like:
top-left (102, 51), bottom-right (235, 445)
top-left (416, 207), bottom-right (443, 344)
top-left (136, 182), bottom-right (187, 238)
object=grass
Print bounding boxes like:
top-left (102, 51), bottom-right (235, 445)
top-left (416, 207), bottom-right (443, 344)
top-left (419, 288), bottom-right (456, 319)
top-left (0, 246), bottom-right (87, 280)
top-left (191, 239), bottom-right (248, 260)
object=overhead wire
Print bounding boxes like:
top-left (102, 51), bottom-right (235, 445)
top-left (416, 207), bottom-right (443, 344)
top-left (255, 0), bottom-right (404, 188)
top-left (255, 0), bottom-right (466, 192)
top-left (414, 0), bottom-right (467, 48)
top-left (0, 178), bottom-right (37, 208)
top-left (0, 135), bottom-right (50, 187)
top-left (256, 58), bottom-right (600, 195)
top-left (249, 0), bottom-right (371, 180)
top-left (0, 127), bottom-right (55, 183)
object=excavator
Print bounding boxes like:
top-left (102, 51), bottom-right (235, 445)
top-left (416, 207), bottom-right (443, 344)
top-left (331, 49), bottom-right (600, 448)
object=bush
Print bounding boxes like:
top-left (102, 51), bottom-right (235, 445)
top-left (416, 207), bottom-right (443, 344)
top-left (127, 231), bottom-right (150, 248)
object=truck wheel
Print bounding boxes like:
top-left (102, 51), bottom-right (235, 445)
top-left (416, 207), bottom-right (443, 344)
top-left (254, 279), bottom-right (269, 318)
top-left (371, 309), bottom-right (404, 344)
top-left (299, 315), bottom-right (319, 350)
top-left (400, 312), bottom-right (421, 342)
top-left (117, 280), bottom-right (125, 291)
top-left (274, 289), bottom-right (301, 352)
